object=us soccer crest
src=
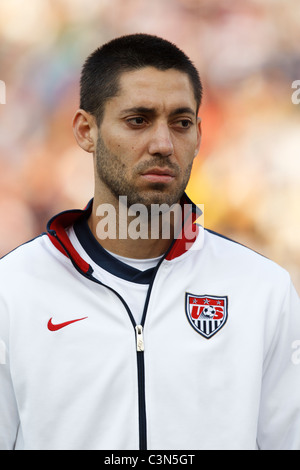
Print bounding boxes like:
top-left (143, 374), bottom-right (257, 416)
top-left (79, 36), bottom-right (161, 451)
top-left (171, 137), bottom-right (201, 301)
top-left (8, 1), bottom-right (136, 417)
top-left (185, 293), bottom-right (228, 339)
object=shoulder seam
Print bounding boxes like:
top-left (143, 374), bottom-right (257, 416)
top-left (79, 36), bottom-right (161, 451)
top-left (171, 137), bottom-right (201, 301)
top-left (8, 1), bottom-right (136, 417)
top-left (205, 228), bottom-right (267, 259)
top-left (0, 232), bottom-right (47, 261)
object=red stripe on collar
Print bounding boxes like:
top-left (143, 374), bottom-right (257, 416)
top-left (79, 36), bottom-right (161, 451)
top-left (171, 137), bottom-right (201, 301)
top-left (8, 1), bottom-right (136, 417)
top-left (47, 204), bottom-right (92, 274)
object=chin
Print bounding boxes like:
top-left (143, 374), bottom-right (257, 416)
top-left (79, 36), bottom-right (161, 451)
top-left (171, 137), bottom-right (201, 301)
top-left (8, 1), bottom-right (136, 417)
top-left (128, 188), bottom-right (183, 209)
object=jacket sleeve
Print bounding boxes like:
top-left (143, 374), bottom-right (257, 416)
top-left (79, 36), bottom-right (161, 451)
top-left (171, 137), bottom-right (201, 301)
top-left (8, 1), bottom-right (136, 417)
top-left (257, 277), bottom-right (300, 450)
top-left (0, 296), bottom-right (19, 450)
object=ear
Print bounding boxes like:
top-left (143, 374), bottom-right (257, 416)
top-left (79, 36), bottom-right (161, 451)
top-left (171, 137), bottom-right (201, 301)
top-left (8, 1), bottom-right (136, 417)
top-left (72, 109), bottom-right (98, 153)
top-left (194, 117), bottom-right (202, 157)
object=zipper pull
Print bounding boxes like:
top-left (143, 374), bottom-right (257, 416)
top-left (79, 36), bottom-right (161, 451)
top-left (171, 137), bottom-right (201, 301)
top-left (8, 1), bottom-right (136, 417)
top-left (135, 325), bottom-right (144, 352)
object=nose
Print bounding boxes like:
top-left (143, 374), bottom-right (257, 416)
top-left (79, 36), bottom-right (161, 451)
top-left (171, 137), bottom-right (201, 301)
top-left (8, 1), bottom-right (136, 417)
top-left (148, 123), bottom-right (174, 158)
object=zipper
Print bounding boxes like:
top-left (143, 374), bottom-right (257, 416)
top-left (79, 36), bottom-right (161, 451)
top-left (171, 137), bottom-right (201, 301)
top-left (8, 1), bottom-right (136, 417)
top-left (135, 325), bottom-right (144, 352)
top-left (135, 325), bottom-right (147, 449)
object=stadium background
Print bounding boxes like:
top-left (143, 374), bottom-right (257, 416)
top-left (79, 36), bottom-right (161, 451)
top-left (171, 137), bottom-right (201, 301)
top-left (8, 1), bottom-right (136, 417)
top-left (0, 0), bottom-right (299, 293)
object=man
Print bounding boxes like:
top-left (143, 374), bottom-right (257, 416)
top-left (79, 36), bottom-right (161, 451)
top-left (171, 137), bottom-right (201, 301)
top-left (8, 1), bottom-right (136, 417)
top-left (0, 34), bottom-right (299, 450)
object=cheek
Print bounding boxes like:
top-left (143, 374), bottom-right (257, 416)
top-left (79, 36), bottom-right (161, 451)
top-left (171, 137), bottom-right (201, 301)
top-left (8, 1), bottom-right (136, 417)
top-left (105, 132), bottom-right (138, 158)
top-left (173, 132), bottom-right (197, 157)
top-left (176, 147), bottom-right (196, 173)
top-left (104, 135), bottom-right (121, 152)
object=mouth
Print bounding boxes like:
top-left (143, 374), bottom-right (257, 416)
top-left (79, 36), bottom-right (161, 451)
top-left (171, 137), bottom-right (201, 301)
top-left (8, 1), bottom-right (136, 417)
top-left (140, 167), bottom-right (176, 184)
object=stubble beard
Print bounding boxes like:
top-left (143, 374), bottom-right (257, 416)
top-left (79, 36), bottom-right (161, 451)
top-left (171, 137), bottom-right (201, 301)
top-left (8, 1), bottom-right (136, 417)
top-left (95, 133), bottom-right (193, 211)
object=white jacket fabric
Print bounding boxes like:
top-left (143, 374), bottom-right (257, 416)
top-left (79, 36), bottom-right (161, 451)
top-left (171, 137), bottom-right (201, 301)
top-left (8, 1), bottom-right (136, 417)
top-left (0, 196), bottom-right (300, 450)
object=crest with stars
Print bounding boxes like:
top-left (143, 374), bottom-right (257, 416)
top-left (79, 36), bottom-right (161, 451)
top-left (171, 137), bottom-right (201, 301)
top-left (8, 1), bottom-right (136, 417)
top-left (185, 293), bottom-right (228, 339)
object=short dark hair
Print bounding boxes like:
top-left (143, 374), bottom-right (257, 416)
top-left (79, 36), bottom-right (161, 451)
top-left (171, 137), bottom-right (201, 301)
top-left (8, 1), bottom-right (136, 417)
top-left (80, 33), bottom-right (203, 126)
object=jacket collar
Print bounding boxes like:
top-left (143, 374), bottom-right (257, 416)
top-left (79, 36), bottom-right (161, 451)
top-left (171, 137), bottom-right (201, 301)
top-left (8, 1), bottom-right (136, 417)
top-left (47, 194), bottom-right (201, 274)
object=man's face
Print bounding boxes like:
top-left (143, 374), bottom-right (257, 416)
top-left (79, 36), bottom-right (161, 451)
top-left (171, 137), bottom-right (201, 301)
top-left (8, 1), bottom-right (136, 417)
top-left (95, 66), bottom-right (201, 208)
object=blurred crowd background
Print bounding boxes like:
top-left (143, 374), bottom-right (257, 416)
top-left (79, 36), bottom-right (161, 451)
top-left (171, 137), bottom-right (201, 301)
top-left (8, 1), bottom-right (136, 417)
top-left (0, 0), bottom-right (299, 292)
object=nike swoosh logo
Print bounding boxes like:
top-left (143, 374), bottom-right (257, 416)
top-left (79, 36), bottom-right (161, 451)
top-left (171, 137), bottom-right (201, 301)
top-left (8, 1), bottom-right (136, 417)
top-left (47, 317), bottom-right (88, 331)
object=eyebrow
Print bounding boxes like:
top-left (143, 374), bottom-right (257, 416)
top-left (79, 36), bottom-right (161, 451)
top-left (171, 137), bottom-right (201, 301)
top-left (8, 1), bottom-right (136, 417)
top-left (120, 106), bottom-right (196, 117)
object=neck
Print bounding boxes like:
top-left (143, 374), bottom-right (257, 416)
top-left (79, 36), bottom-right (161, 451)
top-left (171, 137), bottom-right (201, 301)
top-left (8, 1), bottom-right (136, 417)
top-left (88, 194), bottom-right (182, 259)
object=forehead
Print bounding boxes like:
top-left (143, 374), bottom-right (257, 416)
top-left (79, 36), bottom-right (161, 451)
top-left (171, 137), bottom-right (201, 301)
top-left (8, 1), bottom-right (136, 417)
top-left (109, 67), bottom-right (197, 114)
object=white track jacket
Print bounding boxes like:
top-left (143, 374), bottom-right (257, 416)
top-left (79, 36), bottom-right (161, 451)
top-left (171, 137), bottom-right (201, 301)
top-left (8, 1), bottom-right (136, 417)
top-left (0, 195), bottom-right (300, 450)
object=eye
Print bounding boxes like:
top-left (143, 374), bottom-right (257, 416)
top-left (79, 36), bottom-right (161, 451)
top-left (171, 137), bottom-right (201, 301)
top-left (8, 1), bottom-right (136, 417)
top-left (126, 116), bottom-right (147, 127)
top-left (173, 119), bottom-right (193, 130)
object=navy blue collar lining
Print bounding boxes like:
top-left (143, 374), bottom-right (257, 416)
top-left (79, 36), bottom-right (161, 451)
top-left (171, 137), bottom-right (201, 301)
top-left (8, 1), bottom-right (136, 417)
top-left (73, 214), bottom-right (156, 285)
